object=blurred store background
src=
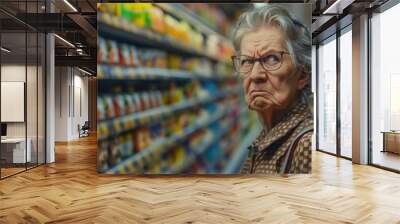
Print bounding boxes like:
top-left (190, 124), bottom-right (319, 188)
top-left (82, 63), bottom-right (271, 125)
top-left (96, 3), bottom-right (310, 174)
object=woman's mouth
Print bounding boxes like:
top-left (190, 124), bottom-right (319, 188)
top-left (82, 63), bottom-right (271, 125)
top-left (247, 90), bottom-right (274, 110)
top-left (249, 90), bottom-right (273, 101)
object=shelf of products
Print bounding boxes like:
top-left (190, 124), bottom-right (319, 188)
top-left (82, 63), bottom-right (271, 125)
top-left (181, 3), bottom-right (231, 36)
top-left (223, 123), bottom-right (262, 174)
top-left (97, 3), bottom-right (234, 62)
top-left (167, 117), bottom-right (236, 173)
top-left (102, 102), bottom-right (232, 174)
top-left (97, 3), bottom-right (255, 174)
top-left (98, 8), bottom-right (233, 63)
top-left (98, 36), bottom-right (233, 80)
top-left (97, 85), bottom-right (241, 141)
top-left (98, 65), bottom-right (237, 81)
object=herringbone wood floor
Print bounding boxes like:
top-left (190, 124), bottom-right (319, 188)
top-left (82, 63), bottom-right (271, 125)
top-left (1, 135), bottom-right (400, 224)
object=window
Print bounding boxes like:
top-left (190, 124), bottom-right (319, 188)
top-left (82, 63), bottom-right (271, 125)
top-left (371, 2), bottom-right (400, 171)
top-left (339, 27), bottom-right (352, 158)
top-left (317, 35), bottom-right (337, 154)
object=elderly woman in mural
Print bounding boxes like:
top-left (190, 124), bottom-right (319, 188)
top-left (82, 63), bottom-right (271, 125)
top-left (232, 5), bottom-right (313, 174)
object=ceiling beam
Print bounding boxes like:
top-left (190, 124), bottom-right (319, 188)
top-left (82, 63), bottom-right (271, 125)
top-left (323, 0), bottom-right (356, 15)
top-left (66, 13), bottom-right (97, 47)
top-left (55, 55), bottom-right (96, 68)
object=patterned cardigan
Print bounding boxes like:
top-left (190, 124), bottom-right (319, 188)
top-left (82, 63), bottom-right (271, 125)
top-left (240, 101), bottom-right (313, 174)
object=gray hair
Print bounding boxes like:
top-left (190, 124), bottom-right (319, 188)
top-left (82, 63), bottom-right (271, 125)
top-left (232, 4), bottom-right (313, 113)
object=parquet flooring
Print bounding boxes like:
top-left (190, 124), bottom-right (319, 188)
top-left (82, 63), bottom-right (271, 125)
top-left (373, 151), bottom-right (400, 171)
top-left (1, 135), bottom-right (400, 223)
top-left (1, 167), bottom-right (26, 178)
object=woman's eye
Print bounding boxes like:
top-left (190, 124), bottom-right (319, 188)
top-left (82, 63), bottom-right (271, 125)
top-left (262, 54), bottom-right (280, 65)
top-left (241, 59), bottom-right (253, 66)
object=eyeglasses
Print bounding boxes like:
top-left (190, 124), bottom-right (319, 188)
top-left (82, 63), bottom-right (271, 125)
top-left (231, 51), bottom-right (290, 77)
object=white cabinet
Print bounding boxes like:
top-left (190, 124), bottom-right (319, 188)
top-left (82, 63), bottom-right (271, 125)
top-left (1, 138), bottom-right (32, 163)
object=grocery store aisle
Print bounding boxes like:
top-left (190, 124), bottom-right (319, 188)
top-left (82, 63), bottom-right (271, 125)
top-left (96, 3), bottom-right (256, 175)
top-left (1, 135), bottom-right (400, 223)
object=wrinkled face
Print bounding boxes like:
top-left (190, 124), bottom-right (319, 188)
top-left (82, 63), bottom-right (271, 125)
top-left (239, 25), bottom-right (307, 112)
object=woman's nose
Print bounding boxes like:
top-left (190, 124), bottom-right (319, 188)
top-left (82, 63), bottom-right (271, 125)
top-left (249, 61), bottom-right (268, 82)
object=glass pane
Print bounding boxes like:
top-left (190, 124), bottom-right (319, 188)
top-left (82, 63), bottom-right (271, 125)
top-left (38, 32), bottom-right (45, 165)
top-left (312, 45), bottom-right (317, 151)
top-left (27, 31), bottom-right (38, 169)
top-left (317, 36), bottom-right (337, 154)
top-left (0, 0), bottom-right (46, 178)
top-left (339, 29), bottom-right (352, 158)
top-left (371, 3), bottom-right (400, 171)
top-left (1, 29), bottom-right (27, 177)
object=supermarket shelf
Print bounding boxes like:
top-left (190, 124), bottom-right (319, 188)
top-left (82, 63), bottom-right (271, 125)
top-left (239, 107), bottom-right (249, 116)
top-left (97, 87), bottom-right (240, 141)
top-left (97, 64), bottom-right (236, 81)
top-left (166, 153), bottom-right (196, 174)
top-left (222, 125), bottom-right (262, 174)
top-left (106, 107), bottom-right (230, 174)
top-left (168, 119), bottom-right (237, 173)
top-left (221, 119), bottom-right (244, 156)
top-left (98, 13), bottom-right (225, 63)
top-left (156, 3), bottom-right (231, 43)
top-left (222, 137), bottom-right (240, 158)
top-left (195, 122), bottom-right (235, 155)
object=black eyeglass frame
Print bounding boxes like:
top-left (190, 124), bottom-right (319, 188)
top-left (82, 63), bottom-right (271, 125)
top-left (231, 51), bottom-right (290, 76)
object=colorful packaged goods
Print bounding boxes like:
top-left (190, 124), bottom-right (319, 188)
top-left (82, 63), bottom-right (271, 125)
top-left (109, 140), bottom-right (122, 166)
top-left (98, 37), bottom-right (108, 63)
top-left (148, 6), bottom-right (165, 34)
top-left (154, 91), bottom-right (163, 107)
top-left (167, 54), bottom-right (181, 70)
top-left (107, 40), bottom-right (119, 64)
top-left (119, 44), bottom-right (131, 66)
top-left (130, 93), bottom-right (141, 112)
top-left (103, 95), bottom-right (115, 119)
top-left (97, 143), bottom-right (109, 171)
top-left (164, 15), bottom-right (179, 42)
top-left (119, 3), bottom-right (152, 29)
top-left (97, 97), bottom-right (106, 121)
top-left (114, 94), bottom-right (126, 117)
top-left (98, 3), bottom-right (119, 16)
top-left (130, 46), bottom-right (139, 66)
top-left (124, 94), bottom-right (136, 114)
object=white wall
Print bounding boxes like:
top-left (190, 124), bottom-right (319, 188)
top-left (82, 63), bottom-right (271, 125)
top-left (1, 65), bottom-right (33, 137)
top-left (55, 67), bottom-right (69, 141)
top-left (55, 67), bottom-right (89, 141)
top-left (1, 65), bottom-right (26, 81)
top-left (72, 73), bottom-right (89, 138)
